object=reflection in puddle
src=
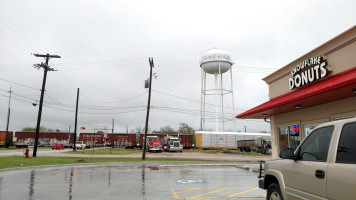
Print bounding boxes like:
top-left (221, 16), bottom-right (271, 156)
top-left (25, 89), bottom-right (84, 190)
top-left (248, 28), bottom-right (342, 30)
top-left (29, 170), bottom-right (35, 200)
top-left (108, 169), bottom-right (111, 187)
top-left (0, 177), bottom-right (2, 195)
top-left (69, 168), bottom-right (73, 200)
top-left (148, 165), bottom-right (159, 171)
top-left (141, 165), bottom-right (146, 200)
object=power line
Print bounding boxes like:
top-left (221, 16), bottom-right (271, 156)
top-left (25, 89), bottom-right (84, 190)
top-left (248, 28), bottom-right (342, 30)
top-left (152, 90), bottom-right (246, 111)
top-left (0, 93), bottom-right (34, 105)
top-left (80, 91), bottom-right (147, 103)
top-left (0, 88), bottom-right (147, 111)
top-left (0, 77), bottom-right (40, 91)
top-left (0, 62), bottom-right (277, 74)
top-left (152, 105), bottom-right (236, 117)
top-left (0, 14), bottom-right (48, 52)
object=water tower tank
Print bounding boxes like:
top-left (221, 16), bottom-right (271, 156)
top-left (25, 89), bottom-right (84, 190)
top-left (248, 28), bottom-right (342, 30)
top-left (200, 48), bottom-right (234, 74)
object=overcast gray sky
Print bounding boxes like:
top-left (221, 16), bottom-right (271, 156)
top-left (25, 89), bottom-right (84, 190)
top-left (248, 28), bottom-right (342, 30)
top-left (0, 0), bottom-right (355, 134)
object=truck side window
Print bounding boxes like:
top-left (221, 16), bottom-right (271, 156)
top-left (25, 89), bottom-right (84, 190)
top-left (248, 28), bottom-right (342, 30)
top-left (297, 126), bottom-right (334, 162)
top-left (336, 122), bottom-right (356, 164)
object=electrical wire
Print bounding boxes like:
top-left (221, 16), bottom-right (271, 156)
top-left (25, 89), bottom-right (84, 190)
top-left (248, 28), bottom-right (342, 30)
top-left (0, 88), bottom-right (147, 112)
top-left (0, 93), bottom-right (34, 105)
top-left (0, 77), bottom-right (40, 91)
top-left (152, 90), bottom-right (246, 112)
top-left (151, 106), bottom-right (236, 119)
top-left (80, 91), bottom-right (147, 103)
top-left (152, 105), bottom-right (236, 116)
top-left (0, 14), bottom-right (48, 53)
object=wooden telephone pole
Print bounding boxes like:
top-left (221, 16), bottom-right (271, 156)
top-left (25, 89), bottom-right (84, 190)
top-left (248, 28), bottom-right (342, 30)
top-left (73, 88), bottom-right (79, 151)
top-left (33, 53), bottom-right (60, 157)
top-left (142, 57), bottom-right (154, 160)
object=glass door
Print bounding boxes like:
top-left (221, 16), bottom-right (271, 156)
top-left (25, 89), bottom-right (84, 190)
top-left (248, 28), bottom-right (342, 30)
top-left (278, 124), bottom-right (301, 152)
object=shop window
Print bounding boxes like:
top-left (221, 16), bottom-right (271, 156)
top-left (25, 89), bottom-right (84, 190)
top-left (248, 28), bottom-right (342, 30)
top-left (297, 126), bottom-right (334, 162)
top-left (336, 122), bottom-right (356, 164)
top-left (278, 124), bottom-right (300, 151)
top-left (304, 122), bottom-right (326, 137)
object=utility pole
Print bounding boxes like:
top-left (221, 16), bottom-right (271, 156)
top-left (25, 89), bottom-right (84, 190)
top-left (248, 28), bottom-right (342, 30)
top-left (111, 118), bottom-right (114, 151)
top-left (112, 118), bottom-right (114, 134)
top-left (142, 57), bottom-right (154, 160)
top-left (5, 87), bottom-right (12, 140)
top-left (68, 125), bottom-right (71, 151)
top-left (73, 88), bottom-right (79, 151)
top-left (33, 53), bottom-right (60, 157)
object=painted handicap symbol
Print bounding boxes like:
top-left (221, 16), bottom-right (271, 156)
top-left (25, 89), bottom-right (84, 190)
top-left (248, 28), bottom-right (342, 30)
top-left (176, 179), bottom-right (207, 184)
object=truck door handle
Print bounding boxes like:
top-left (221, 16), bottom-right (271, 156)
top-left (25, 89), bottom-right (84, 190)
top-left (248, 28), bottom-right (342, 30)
top-left (315, 170), bottom-right (325, 179)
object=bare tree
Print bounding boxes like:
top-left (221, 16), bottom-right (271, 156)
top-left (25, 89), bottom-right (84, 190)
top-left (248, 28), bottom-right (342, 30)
top-left (178, 123), bottom-right (194, 135)
top-left (159, 125), bottom-right (175, 134)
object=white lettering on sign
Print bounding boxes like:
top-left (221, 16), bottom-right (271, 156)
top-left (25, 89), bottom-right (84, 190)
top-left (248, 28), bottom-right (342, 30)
top-left (289, 56), bottom-right (329, 90)
top-left (202, 53), bottom-right (232, 63)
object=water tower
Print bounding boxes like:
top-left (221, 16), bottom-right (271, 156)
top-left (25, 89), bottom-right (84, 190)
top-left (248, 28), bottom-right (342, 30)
top-left (200, 48), bottom-right (235, 132)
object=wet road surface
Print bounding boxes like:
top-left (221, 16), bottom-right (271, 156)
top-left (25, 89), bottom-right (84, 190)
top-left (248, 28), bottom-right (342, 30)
top-left (0, 162), bottom-right (266, 200)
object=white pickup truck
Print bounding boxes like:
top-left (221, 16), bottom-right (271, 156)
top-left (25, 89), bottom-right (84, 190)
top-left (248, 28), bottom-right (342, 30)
top-left (258, 118), bottom-right (356, 200)
top-left (75, 141), bottom-right (86, 150)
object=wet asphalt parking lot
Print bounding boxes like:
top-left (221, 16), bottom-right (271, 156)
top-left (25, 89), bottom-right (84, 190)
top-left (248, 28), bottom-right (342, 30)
top-left (0, 162), bottom-right (266, 200)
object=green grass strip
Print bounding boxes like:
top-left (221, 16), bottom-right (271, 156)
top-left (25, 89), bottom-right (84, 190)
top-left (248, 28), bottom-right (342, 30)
top-left (0, 156), bottom-right (200, 170)
top-left (67, 148), bottom-right (141, 155)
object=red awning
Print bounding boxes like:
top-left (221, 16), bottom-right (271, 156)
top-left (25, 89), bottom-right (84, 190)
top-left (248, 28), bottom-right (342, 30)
top-left (236, 66), bottom-right (356, 119)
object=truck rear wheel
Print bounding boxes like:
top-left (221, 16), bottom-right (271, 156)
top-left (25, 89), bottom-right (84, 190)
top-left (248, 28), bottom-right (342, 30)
top-left (267, 183), bottom-right (283, 200)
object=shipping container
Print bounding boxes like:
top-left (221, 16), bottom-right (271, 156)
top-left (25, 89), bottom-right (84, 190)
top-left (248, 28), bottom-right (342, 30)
top-left (79, 133), bottom-right (104, 147)
top-left (106, 133), bottom-right (136, 148)
top-left (195, 131), bottom-right (271, 150)
top-left (0, 131), bottom-right (13, 148)
top-left (14, 132), bottom-right (74, 147)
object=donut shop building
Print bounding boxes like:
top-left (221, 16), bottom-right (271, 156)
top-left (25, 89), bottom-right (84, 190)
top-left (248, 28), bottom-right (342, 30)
top-left (236, 26), bottom-right (356, 158)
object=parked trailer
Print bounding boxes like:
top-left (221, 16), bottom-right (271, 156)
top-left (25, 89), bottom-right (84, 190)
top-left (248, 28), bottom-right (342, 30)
top-left (0, 131), bottom-right (13, 148)
top-left (106, 133), bottom-right (136, 149)
top-left (195, 131), bottom-right (271, 150)
top-left (14, 132), bottom-right (74, 147)
top-left (237, 140), bottom-right (255, 152)
top-left (253, 138), bottom-right (272, 154)
top-left (139, 134), bottom-right (193, 149)
top-left (237, 138), bottom-right (272, 154)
